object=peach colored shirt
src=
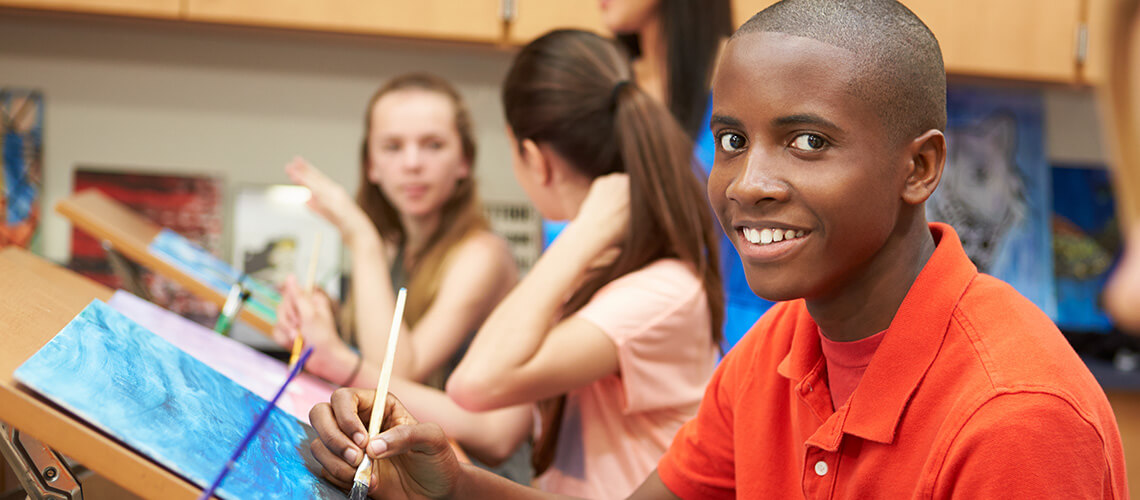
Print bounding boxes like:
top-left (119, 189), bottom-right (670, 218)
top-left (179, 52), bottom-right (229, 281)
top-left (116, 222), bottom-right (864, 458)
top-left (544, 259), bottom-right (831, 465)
top-left (534, 259), bottom-right (717, 499)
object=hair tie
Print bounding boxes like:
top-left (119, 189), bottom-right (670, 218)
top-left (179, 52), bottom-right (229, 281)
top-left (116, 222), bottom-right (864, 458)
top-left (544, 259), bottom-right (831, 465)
top-left (610, 80), bottom-right (632, 110)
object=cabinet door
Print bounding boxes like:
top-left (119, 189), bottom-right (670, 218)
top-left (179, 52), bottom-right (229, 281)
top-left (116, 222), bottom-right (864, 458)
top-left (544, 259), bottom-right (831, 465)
top-left (904, 0), bottom-right (1083, 82)
top-left (734, 0), bottom-right (1083, 83)
top-left (185, 0), bottom-right (503, 43)
top-left (0, 0), bottom-right (179, 18)
top-left (507, 0), bottom-right (607, 45)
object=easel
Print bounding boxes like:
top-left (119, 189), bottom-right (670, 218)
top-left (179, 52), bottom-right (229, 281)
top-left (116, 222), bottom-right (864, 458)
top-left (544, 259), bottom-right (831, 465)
top-left (0, 422), bottom-right (82, 499)
top-left (55, 190), bottom-right (274, 336)
top-left (0, 247), bottom-right (206, 499)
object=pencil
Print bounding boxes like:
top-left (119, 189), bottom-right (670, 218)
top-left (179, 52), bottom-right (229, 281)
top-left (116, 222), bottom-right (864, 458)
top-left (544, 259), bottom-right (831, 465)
top-left (198, 346), bottom-right (314, 500)
top-left (348, 287), bottom-right (406, 500)
top-left (288, 233), bottom-right (322, 369)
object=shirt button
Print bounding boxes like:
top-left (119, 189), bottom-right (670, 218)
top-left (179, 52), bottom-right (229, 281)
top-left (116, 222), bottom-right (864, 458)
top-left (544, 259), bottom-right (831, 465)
top-left (814, 460), bottom-right (828, 476)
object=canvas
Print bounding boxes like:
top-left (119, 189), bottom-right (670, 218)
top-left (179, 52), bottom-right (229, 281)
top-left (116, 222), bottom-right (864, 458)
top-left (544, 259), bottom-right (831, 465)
top-left (927, 85), bottom-right (1056, 317)
top-left (14, 300), bottom-right (346, 499)
top-left (148, 228), bottom-right (280, 323)
top-left (0, 88), bottom-right (43, 251)
top-left (1052, 165), bottom-right (1121, 332)
top-left (108, 291), bottom-right (335, 421)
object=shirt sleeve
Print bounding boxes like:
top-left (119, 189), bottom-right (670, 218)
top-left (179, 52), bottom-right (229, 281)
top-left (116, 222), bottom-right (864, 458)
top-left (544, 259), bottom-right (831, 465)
top-left (655, 345), bottom-right (740, 500)
top-left (573, 261), bottom-right (715, 414)
top-left (933, 391), bottom-right (1120, 499)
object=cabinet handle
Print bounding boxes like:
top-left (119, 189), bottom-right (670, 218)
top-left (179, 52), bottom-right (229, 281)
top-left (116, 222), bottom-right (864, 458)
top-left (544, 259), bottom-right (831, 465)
top-left (500, 0), bottom-right (518, 22)
top-left (1075, 22), bottom-right (1089, 64)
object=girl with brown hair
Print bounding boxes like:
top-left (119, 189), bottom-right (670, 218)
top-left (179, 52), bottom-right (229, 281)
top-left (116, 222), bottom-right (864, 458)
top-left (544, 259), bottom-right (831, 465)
top-left (308, 29), bottom-right (724, 499)
top-left (271, 73), bottom-right (517, 394)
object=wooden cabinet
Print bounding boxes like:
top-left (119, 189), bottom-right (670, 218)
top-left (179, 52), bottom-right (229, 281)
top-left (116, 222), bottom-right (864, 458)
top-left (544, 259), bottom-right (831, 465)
top-left (507, 0), bottom-right (606, 44)
top-left (0, 0), bottom-right (179, 18)
top-left (184, 0), bottom-right (503, 43)
top-left (734, 0), bottom-right (1086, 83)
top-left (905, 0), bottom-right (1084, 83)
top-left (0, 0), bottom-right (1102, 84)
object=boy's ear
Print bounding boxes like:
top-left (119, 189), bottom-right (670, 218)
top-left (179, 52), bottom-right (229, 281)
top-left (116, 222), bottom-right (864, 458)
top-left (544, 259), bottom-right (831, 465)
top-left (520, 138), bottom-right (554, 186)
top-left (901, 129), bottom-right (946, 205)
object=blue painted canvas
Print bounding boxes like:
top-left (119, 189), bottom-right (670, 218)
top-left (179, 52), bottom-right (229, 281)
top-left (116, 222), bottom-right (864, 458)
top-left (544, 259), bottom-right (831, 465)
top-left (927, 86), bottom-right (1056, 317)
top-left (148, 228), bottom-right (280, 322)
top-left (1052, 165), bottom-right (1121, 332)
top-left (14, 300), bottom-right (346, 499)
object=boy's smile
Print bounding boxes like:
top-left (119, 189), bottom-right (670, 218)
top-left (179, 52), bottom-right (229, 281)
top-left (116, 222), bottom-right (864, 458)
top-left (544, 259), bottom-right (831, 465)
top-left (709, 31), bottom-right (911, 307)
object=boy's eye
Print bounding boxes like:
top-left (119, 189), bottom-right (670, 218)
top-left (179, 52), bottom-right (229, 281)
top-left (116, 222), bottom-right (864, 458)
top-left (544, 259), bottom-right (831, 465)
top-left (719, 133), bottom-right (746, 153)
top-left (790, 133), bottom-right (827, 151)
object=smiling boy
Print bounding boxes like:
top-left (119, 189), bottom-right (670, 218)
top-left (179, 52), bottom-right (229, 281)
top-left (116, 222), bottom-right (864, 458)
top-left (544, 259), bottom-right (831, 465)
top-left (307, 1), bottom-right (1128, 498)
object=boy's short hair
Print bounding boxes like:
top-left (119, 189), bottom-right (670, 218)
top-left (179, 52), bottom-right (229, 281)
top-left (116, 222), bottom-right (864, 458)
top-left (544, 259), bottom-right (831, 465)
top-left (736, 0), bottom-right (947, 143)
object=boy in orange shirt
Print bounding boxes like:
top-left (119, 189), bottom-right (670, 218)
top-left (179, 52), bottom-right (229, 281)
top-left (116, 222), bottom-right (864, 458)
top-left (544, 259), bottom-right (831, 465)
top-left (306, 0), bottom-right (1129, 498)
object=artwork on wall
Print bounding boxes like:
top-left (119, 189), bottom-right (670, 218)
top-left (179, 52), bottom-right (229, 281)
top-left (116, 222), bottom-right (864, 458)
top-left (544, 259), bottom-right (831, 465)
top-left (0, 88), bottom-right (43, 251)
top-left (14, 300), bottom-right (347, 499)
top-left (232, 185), bottom-right (341, 296)
top-left (69, 168), bottom-right (224, 325)
top-left (1052, 165), bottom-right (1121, 332)
top-left (484, 200), bottom-right (542, 274)
top-left (927, 86), bottom-right (1056, 317)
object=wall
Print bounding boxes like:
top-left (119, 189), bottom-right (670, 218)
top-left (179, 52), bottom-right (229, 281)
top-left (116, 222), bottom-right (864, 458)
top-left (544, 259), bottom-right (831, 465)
top-left (0, 10), bottom-right (1112, 266)
top-left (0, 11), bottom-right (523, 265)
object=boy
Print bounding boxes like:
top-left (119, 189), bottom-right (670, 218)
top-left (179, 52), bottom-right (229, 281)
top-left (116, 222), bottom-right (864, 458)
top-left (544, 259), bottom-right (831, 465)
top-left (307, 0), bottom-right (1128, 497)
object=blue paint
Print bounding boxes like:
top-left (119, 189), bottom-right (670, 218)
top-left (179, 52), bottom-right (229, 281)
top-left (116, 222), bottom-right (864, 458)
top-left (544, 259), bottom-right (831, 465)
top-left (14, 300), bottom-right (345, 499)
top-left (148, 229), bottom-right (281, 322)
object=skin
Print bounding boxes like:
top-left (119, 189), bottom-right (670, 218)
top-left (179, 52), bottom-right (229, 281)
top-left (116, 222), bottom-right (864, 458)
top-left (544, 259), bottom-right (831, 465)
top-left (308, 30), bottom-right (947, 498)
top-left (598, 0), bottom-right (668, 105)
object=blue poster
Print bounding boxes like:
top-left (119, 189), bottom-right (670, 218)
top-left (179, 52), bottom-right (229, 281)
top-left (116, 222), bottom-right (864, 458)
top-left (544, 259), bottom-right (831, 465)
top-left (14, 300), bottom-right (345, 499)
top-left (928, 86), bottom-right (1055, 317)
top-left (1052, 166), bottom-right (1120, 332)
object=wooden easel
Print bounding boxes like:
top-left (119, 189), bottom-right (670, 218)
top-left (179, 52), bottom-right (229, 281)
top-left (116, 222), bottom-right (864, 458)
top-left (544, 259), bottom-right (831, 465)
top-left (0, 247), bottom-right (205, 498)
top-left (55, 190), bottom-right (274, 335)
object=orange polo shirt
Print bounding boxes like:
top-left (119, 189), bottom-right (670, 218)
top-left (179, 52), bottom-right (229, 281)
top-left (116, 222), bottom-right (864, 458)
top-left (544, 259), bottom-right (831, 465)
top-left (658, 223), bottom-right (1127, 499)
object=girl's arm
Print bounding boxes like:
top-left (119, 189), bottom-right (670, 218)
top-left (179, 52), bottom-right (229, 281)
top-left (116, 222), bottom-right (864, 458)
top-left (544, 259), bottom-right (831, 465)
top-left (447, 175), bottom-right (628, 411)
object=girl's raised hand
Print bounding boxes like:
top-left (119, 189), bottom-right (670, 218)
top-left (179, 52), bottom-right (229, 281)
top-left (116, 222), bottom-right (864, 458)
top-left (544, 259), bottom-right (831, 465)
top-left (285, 157), bottom-right (371, 244)
top-left (572, 173), bottom-right (631, 250)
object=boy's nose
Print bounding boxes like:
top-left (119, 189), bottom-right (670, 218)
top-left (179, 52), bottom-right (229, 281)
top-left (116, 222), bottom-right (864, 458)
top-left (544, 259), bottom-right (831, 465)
top-left (726, 151), bottom-right (791, 206)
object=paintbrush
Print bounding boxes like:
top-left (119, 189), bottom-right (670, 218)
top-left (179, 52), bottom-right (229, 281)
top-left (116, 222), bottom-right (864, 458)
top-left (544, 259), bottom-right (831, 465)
top-left (198, 346), bottom-right (314, 500)
top-left (349, 287), bottom-right (406, 500)
top-left (288, 233), bottom-right (322, 369)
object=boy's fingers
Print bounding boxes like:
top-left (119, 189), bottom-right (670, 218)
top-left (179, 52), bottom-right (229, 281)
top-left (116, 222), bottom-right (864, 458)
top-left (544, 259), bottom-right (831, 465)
top-left (309, 402), bottom-right (363, 468)
top-left (331, 388), bottom-right (374, 447)
top-left (370, 422), bottom-right (452, 460)
top-left (309, 437), bottom-right (357, 483)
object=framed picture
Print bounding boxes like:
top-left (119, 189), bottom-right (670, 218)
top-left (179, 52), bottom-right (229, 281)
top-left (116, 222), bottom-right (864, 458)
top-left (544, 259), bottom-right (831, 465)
top-left (1052, 164), bottom-right (1121, 333)
top-left (928, 85), bottom-right (1055, 317)
top-left (1, 88), bottom-right (43, 251)
top-left (232, 185), bottom-right (341, 297)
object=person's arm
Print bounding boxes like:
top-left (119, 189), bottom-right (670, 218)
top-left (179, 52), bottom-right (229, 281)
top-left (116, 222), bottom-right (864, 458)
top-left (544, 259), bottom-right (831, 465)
top-left (308, 389), bottom-right (673, 500)
top-left (388, 377), bottom-right (532, 466)
top-left (285, 157), bottom-right (517, 382)
top-left (446, 174), bottom-right (628, 411)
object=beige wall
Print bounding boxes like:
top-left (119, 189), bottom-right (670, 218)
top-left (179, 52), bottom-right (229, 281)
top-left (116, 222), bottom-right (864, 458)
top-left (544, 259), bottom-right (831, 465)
top-left (0, 11), bottom-right (1111, 265)
top-left (0, 12), bottom-right (524, 264)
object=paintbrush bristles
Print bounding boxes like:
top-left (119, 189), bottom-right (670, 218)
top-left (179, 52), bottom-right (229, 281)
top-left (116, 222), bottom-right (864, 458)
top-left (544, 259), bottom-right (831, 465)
top-left (349, 287), bottom-right (407, 495)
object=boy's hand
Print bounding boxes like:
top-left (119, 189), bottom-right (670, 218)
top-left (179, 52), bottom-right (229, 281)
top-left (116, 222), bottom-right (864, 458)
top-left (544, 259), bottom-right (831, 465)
top-left (572, 173), bottom-right (631, 250)
top-left (309, 389), bottom-right (461, 499)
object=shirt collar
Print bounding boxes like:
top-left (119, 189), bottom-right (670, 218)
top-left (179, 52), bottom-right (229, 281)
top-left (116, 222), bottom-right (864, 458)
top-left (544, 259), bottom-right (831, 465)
top-left (777, 222), bottom-right (978, 443)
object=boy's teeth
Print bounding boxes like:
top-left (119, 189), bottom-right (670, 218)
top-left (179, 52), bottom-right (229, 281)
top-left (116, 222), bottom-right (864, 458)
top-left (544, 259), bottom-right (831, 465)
top-left (742, 227), bottom-right (807, 246)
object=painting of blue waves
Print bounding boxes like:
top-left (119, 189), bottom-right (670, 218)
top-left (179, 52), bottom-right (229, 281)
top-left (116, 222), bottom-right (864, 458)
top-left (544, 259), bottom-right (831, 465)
top-left (13, 300), bottom-right (346, 499)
